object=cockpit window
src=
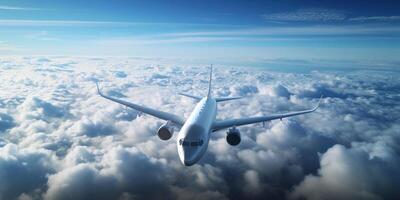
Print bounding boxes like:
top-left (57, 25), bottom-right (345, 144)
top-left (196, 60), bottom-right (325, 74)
top-left (179, 139), bottom-right (203, 146)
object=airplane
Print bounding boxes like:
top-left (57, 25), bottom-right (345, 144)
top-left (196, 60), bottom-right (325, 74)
top-left (96, 66), bottom-right (322, 166)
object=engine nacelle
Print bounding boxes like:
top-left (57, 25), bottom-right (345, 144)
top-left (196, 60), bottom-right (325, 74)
top-left (226, 127), bottom-right (241, 146)
top-left (157, 122), bottom-right (174, 140)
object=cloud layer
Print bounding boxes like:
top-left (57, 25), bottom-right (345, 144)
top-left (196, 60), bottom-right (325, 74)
top-left (0, 57), bottom-right (399, 200)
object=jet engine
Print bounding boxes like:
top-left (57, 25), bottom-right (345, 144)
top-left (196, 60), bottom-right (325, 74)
top-left (226, 127), bottom-right (241, 146)
top-left (157, 122), bottom-right (174, 140)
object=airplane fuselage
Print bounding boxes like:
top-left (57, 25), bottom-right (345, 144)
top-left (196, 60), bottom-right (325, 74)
top-left (177, 97), bottom-right (216, 166)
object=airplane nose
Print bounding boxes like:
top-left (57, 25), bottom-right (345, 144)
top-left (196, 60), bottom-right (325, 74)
top-left (184, 159), bottom-right (195, 166)
top-left (179, 147), bottom-right (197, 166)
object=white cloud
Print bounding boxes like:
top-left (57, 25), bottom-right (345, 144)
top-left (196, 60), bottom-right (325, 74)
top-left (0, 144), bottom-right (58, 199)
top-left (0, 5), bottom-right (41, 11)
top-left (159, 25), bottom-right (400, 38)
top-left (290, 144), bottom-right (400, 200)
top-left (0, 19), bottom-right (242, 28)
top-left (349, 16), bottom-right (400, 22)
top-left (262, 8), bottom-right (400, 23)
top-left (262, 8), bottom-right (346, 22)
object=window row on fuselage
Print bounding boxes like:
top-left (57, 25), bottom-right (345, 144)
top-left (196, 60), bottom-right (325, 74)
top-left (179, 139), bottom-right (204, 147)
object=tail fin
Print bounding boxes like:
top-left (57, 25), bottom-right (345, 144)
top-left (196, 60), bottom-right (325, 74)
top-left (207, 64), bottom-right (213, 98)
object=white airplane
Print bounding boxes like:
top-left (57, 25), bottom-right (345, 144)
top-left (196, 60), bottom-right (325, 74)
top-left (97, 66), bottom-right (322, 166)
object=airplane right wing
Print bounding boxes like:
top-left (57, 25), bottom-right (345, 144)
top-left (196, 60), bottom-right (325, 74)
top-left (97, 83), bottom-right (185, 126)
top-left (212, 96), bottom-right (322, 131)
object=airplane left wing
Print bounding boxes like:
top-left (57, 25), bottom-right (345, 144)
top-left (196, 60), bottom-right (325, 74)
top-left (212, 96), bottom-right (322, 131)
top-left (96, 83), bottom-right (185, 126)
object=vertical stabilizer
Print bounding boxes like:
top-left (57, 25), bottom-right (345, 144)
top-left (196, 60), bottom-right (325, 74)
top-left (207, 65), bottom-right (213, 98)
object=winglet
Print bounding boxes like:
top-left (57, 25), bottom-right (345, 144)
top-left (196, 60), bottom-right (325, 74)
top-left (96, 82), bottom-right (103, 96)
top-left (207, 64), bottom-right (213, 98)
top-left (312, 95), bottom-right (323, 111)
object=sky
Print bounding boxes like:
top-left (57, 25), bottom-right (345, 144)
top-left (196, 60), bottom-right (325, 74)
top-left (0, 0), bottom-right (400, 66)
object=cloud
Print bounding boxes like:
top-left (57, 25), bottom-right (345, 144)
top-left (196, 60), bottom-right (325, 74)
top-left (0, 56), bottom-right (398, 200)
top-left (231, 85), bottom-right (259, 96)
top-left (259, 6), bottom-right (400, 40)
top-left (24, 31), bottom-right (58, 41)
top-left (44, 163), bottom-right (119, 200)
top-left (0, 19), bottom-right (243, 28)
top-left (159, 25), bottom-right (400, 38)
top-left (17, 96), bottom-right (68, 121)
top-left (290, 144), bottom-right (400, 200)
top-left (260, 84), bottom-right (292, 98)
top-left (349, 16), bottom-right (400, 22)
top-left (89, 24), bottom-right (400, 57)
top-left (0, 5), bottom-right (41, 11)
top-left (262, 8), bottom-right (400, 24)
top-left (262, 8), bottom-right (346, 22)
top-left (45, 146), bottom-right (171, 200)
top-left (0, 144), bottom-right (57, 199)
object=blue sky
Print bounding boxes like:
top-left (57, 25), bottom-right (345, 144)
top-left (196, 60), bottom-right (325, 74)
top-left (0, 0), bottom-right (400, 65)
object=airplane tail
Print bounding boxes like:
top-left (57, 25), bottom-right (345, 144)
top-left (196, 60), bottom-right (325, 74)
top-left (206, 65), bottom-right (243, 102)
top-left (178, 65), bottom-right (213, 101)
top-left (178, 65), bottom-right (243, 102)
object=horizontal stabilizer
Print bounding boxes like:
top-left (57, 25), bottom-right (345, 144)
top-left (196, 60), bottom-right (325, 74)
top-left (215, 96), bottom-right (242, 102)
top-left (178, 92), bottom-right (202, 101)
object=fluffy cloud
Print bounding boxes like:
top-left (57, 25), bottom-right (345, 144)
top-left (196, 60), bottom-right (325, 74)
top-left (0, 144), bottom-right (57, 200)
top-left (45, 146), bottom-right (171, 200)
top-left (0, 56), bottom-right (398, 200)
top-left (290, 143), bottom-right (400, 200)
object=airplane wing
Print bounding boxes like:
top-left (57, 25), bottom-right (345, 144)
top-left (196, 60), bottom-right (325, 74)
top-left (212, 96), bottom-right (322, 131)
top-left (96, 83), bottom-right (185, 126)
